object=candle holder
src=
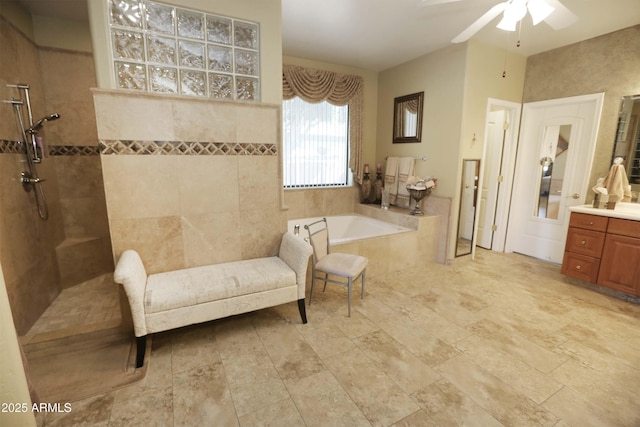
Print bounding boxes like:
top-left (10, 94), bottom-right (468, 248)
top-left (361, 172), bottom-right (372, 203)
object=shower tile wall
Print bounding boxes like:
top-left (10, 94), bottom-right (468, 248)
top-left (0, 16), bottom-right (113, 333)
top-left (95, 90), bottom-right (286, 274)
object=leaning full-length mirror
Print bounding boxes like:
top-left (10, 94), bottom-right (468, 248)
top-left (393, 91), bottom-right (424, 143)
top-left (456, 159), bottom-right (480, 257)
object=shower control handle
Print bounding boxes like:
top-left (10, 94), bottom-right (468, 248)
top-left (20, 172), bottom-right (45, 185)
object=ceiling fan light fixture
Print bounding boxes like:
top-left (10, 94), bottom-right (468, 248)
top-left (496, 15), bottom-right (518, 31)
top-left (527, 0), bottom-right (554, 25)
top-left (497, 0), bottom-right (527, 31)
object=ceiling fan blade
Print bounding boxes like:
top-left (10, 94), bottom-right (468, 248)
top-left (418, 0), bottom-right (464, 5)
top-left (452, 2), bottom-right (508, 43)
top-left (543, 0), bottom-right (578, 29)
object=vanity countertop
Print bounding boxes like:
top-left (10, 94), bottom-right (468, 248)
top-left (570, 203), bottom-right (640, 221)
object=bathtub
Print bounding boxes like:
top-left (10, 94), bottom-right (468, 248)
top-left (288, 214), bottom-right (412, 245)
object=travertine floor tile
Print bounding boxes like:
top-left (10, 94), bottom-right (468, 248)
top-left (25, 249), bottom-right (640, 427)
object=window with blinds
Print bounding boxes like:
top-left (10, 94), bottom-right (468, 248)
top-left (282, 97), bottom-right (350, 188)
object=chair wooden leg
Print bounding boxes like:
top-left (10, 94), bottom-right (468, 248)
top-left (322, 273), bottom-right (328, 292)
top-left (298, 298), bottom-right (308, 324)
top-left (135, 335), bottom-right (147, 368)
top-left (361, 270), bottom-right (366, 300)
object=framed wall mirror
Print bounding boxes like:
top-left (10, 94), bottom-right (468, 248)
top-left (456, 159), bottom-right (480, 257)
top-left (393, 91), bottom-right (424, 143)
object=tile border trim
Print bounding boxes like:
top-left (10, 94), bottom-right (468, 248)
top-left (98, 140), bottom-right (277, 156)
top-left (0, 140), bottom-right (277, 156)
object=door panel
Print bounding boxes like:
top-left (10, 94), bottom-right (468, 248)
top-left (477, 110), bottom-right (505, 249)
top-left (506, 94), bottom-right (604, 263)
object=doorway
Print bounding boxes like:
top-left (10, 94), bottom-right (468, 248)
top-left (505, 93), bottom-right (605, 263)
top-left (475, 99), bottom-right (522, 255)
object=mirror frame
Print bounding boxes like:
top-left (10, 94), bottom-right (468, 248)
top-left (611, 94), bottom-right (640, 185)
top-left (393, 91), bottom-right (424, 143)
top-left (456, 159), bottom-right (480, 257)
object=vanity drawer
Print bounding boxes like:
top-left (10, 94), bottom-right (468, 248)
top-left (607, 218), bottom-right (640, 239)
top-left (565, 227), bottom-right (605, 257)
top-left (561, 252), bottom-right (600, 283)
top-left (569, 212), bottom-right (608, 232)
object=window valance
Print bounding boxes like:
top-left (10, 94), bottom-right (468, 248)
top-left (282, 65), bottom-right (364, 183)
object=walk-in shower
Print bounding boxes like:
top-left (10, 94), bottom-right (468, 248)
top-left (3, 83), bottom-right (60, 220)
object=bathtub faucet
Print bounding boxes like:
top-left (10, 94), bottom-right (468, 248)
top-left (294, 224), bottom-right (300, 236)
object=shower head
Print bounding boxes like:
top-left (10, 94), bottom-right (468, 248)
top-left (27, 113), bottom-right (60, 134)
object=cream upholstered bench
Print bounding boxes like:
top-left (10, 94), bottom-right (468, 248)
top-left (114, 232), bottom-right (312, 367)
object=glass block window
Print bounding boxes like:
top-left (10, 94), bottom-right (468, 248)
top-left (108, 0), bottom-right (260, 101)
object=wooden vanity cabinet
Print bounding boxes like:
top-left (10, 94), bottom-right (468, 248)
top-left (561, 213), bottom-right (608, 283)
top-left (562, 212), bottom-right (640, 295)
top-left (597, 218), bottom-right (640, 294)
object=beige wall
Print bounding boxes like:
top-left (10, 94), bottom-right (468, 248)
top-left (523, 25), bottom-right (640, 199)
top-left (461, 40), bottom-right (526, 160)
top-left (88, 0), bottom-right (283, 104)
top-left (377, 41), bottom-right (527, 260)
top-left (377, 44), bottom-right (467, 199)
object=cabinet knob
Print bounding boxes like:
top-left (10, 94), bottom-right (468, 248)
top-left (580, 240), bottom-right (586, 245)
top-left (589, 222), bottom-right (594, 225)
top-left (576, 265), bottom-right (582, 270)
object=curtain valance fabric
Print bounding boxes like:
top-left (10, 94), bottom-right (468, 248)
top-left (282, 64), bottom-right (364, 183)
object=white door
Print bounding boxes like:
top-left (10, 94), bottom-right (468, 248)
top-left (477, 110), bottom-right (506, 249)
top-left (474, 99), bottom-right (521, 256)
top-left (506, 93), bottom-right (604, 263)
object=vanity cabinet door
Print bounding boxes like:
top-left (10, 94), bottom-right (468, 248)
top-left (598, 234), bottom-right (640, 295)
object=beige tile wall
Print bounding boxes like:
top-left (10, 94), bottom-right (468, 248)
top-left (0, 16), bottom-right (64, 334)
top-left (95, 90), bottom-right (286, 274)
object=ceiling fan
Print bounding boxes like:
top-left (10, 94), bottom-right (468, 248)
top-left (419, 0), bottom-right (578, 43)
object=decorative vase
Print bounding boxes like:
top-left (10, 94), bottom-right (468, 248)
top-left (407, 188), bottom-right (431, 216)
top-left (373, 172), bottom-right (384, 204)
top-left (361, 173), bottom-right (372, 203)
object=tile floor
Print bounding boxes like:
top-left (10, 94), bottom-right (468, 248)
top-left (32, 250), bottom-right (640, 426)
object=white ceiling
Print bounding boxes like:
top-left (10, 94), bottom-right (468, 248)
top-left (8, 0), bottom-right (640, 71)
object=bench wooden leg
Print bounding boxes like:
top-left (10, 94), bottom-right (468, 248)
top-left (298, 298), bottom-right (307, 324)
top-left (135, 335), bottom-right (147, 368)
